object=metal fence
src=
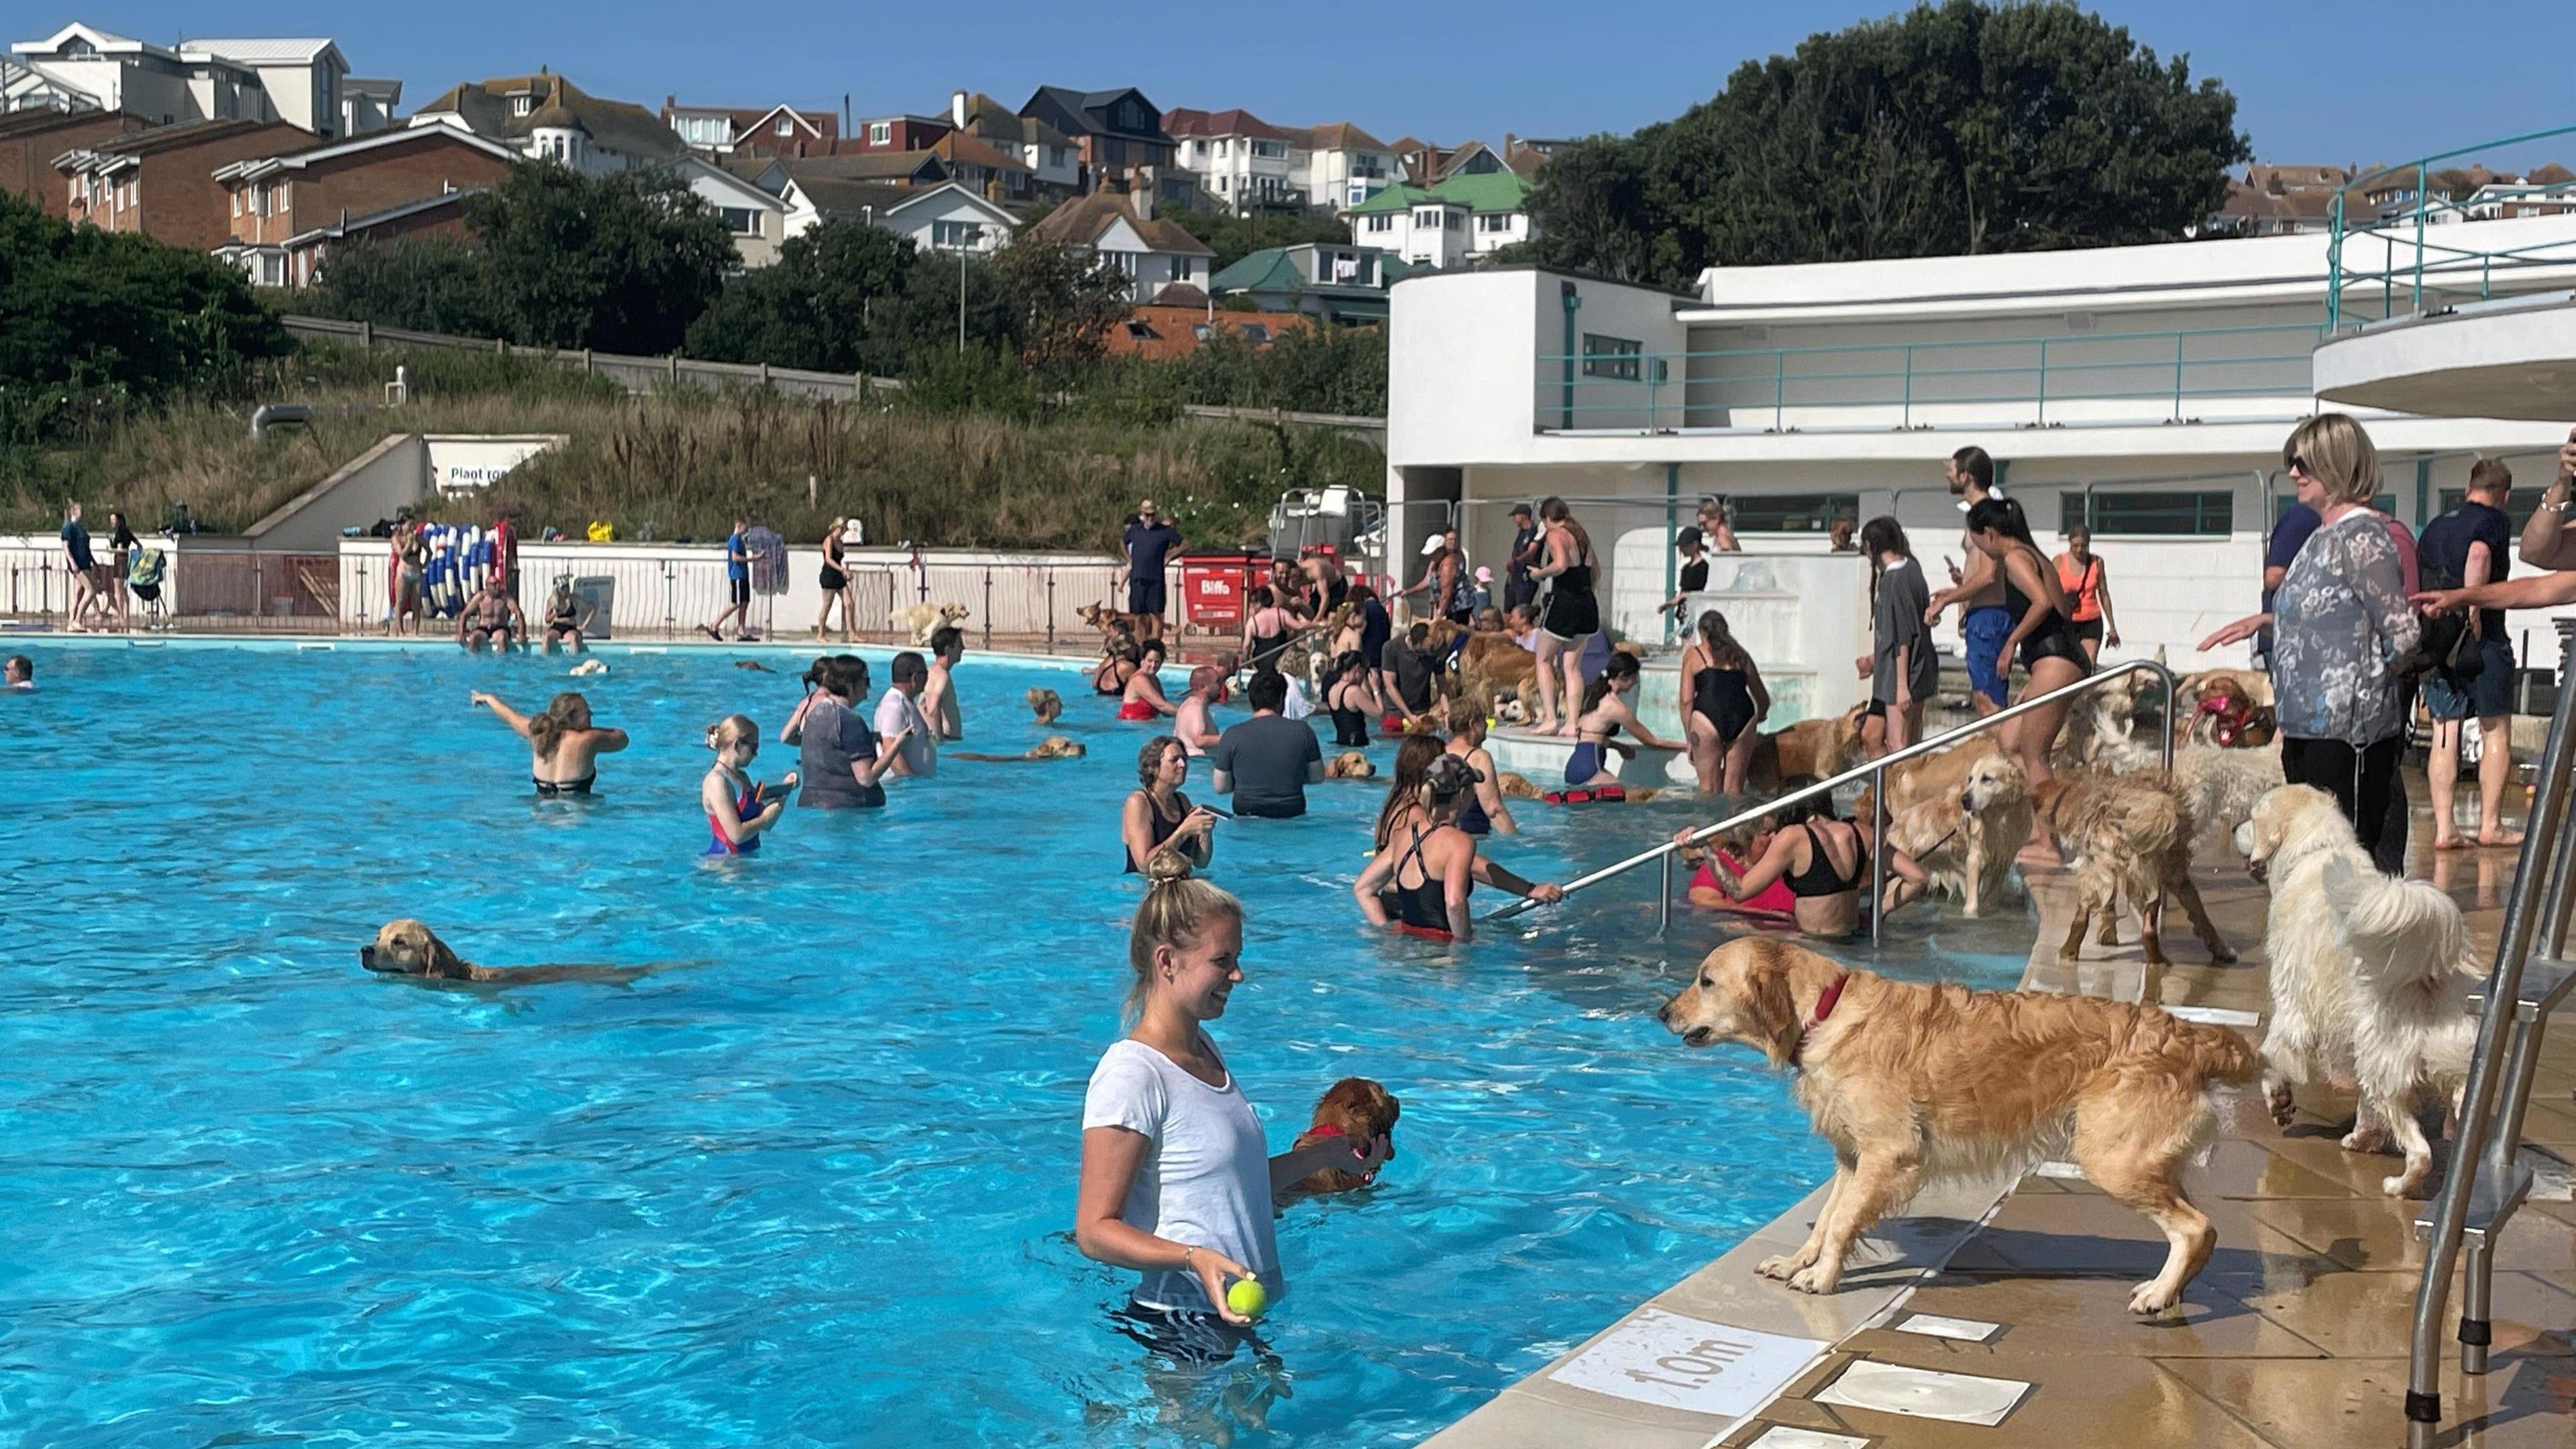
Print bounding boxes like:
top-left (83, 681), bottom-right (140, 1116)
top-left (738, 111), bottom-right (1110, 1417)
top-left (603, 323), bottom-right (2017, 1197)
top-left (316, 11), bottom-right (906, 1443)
top-left (2, 543), bottom-right (339, 632)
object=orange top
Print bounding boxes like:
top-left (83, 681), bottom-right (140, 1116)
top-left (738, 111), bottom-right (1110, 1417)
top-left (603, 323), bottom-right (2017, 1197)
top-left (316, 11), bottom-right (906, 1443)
top-left (2053, 552), bottom-right (2103, 622)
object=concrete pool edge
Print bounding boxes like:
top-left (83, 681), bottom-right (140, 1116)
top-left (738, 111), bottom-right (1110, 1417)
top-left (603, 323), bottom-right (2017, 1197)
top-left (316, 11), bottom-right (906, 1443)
top-left (1, 630), bottom-right (1106, 674)
top-left (1417, 872), bottom-right (2168, 1449)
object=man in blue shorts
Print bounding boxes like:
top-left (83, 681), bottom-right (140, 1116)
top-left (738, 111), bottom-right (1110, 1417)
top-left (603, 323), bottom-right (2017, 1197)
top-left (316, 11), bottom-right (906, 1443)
top-left (1120, 498), bottom-right (1182, 643)
top-left (1923, 446), bottom-right (2008, 714)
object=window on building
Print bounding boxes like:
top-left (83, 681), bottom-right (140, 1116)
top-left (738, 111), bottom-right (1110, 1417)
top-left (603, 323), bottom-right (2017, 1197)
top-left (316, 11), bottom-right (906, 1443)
top-left (869, 121), bottom-right (891, 144)
top-left (720, 206), bottom-right (760, 235)
top-left (773, 117), bottom-right (793, 136)
top-left (1238, 323), bottom-right (1270, 343)
top-left (1446, 211), bottom-right (1464, 229)
top-left (1365, 213), bottom-right (1393, 232)
top-left (2271, 492), bottom-right (2397, 526)
top-left (932, 219), bottom-right (983, 248)
top-left (1580, 333), bottom-right (1644, 381)
top-left (2070, 490), bottom-right (2238, 537)
top-left (1413, 208), bottom-right (1443, 227)
top-left (2436, 487), bottom-right (2548, 533)
top-left (511, 94), bottom-right (533, 117)
top-left (231, 190), bottom-right (241, 217)
top-left (1251, 139), bottom-right (1285, 159)
top-left (1723, 493), bottom-right (1862, 534)
top-left (1477, 211), bottom-right (1512, 232)
top-left (1106, 251), bottom-right (1138, 276)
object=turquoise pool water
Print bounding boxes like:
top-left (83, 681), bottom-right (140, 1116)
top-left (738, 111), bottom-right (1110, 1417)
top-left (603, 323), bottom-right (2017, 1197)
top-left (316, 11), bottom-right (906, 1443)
top-left (0, 643), bottom-right (2033, 1448)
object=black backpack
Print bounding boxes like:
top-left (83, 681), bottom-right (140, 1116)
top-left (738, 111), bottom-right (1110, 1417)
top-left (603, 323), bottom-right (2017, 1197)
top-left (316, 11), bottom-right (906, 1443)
top-left (2414, 511), bottom-right (2483, 684)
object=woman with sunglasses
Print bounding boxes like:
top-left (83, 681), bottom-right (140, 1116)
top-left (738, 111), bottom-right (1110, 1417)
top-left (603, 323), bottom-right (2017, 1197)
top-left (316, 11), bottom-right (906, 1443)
top-left (2202, 415), bottom-right (2420, 873)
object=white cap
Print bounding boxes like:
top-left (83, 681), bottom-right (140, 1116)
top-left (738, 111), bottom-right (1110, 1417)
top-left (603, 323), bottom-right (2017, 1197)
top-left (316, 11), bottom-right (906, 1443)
top-left (1956, 484), bottom-right (2003, 513)
top-left (1420, 535), bottom-right (1446, 555)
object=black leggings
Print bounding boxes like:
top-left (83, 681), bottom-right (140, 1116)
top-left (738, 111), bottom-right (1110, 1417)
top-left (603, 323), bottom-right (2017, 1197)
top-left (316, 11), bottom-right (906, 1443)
top-left (2280, 733), bottom-right (2409, 875)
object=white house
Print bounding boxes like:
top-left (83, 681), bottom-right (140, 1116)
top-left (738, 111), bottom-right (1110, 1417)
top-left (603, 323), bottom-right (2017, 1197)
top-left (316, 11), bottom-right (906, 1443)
top-left (1029, 190), bottom-right (1215, 302)
top-left (408, 73), bottom-right (684, 176)
top-left (1165, 106), bottom-right (1302, 212)
top-left (1293, 120), bottom-right (1397, 211)
top-left (677, 156), bottom-right (789, 267)
top-left (1345, 157), bottom-right (1533, 267)
top-left (778, 177), bottom-right (1018, 256)
top-left (7, 22), bottom-right (381, 140)
top-left (1384, 212), bottom-right (2576, 698)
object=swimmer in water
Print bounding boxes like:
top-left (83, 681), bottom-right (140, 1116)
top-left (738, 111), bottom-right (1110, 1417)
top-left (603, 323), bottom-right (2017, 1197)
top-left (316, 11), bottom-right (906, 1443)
top-left (1172, 665), bottom-right (1224, 755)
top-left (1355, 753), bottom-right (1560, 942)
top-left (1118, 641), bottom-right (1179, 720)
top-left (471, 690), bottom-right (629, 796)
top-left (702, 714), bottom-right (796, 855)
top-left (4, 654), bottom-right (31, 690)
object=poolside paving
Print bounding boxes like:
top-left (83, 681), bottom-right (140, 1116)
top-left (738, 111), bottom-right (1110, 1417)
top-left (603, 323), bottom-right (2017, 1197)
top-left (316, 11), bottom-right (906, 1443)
top-left (1428, 830), bottom-right (2576, 1449)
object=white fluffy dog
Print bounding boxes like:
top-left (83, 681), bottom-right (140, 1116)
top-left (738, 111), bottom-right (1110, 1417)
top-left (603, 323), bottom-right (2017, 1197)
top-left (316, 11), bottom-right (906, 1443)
top-left (2241, 785), bottom-right (2481, 1196)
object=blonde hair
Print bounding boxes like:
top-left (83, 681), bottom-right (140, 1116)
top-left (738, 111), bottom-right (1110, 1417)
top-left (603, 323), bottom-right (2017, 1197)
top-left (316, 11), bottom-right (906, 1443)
top-left (528, 691), bottom-right (590, 757)
top-left (1124, 861), bottom-right (1244, 1022)
top-left (2285, 413), bottom-right (2381, 507)
top-left (704, 714), bottom-right (757, 753)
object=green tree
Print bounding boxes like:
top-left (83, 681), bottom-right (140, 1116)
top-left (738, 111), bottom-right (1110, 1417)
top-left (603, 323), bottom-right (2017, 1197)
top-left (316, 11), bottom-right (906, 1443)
top-left (307, 233), bottom-right (503, 336)
top-left (0, 193), bottom-right (288, 438)
top-left (1528, 1), bottom-right (2249, 286)
top-left (991, 237), bottom-right (1130, 371)
top-left (466, 162), bottom-right (734, 354)
top-left (685, 220), bottom-right (919, 373)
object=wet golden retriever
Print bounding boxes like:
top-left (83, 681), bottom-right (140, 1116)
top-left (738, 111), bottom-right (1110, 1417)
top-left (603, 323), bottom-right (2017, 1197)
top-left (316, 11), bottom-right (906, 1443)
top-left (1325, 751), bottom-right (1377, 779)
top-left (2031, 769), bottom-right (2235, 996)
top-left (1283, 1077), bottom-right (1402, 1199)
top-left (1746, 706), bottom-right (1868, 793)
top-left (1026, 687), bottom-right (1063, 724)
top-left (360, 919), bottom-right (648, 986)
top-left (891, 600), bottom-right (969, 645)
top-left (948, 736), bottom-right (1087, 762)
top-left (1659, 938), bottom-right (2260, 1315)
top-left (1879, 752), bottom-right (2033, 918)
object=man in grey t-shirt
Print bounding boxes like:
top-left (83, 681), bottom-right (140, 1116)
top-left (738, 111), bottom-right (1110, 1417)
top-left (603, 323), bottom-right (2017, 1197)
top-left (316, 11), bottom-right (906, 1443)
top-left (1210, 671), bottom-right (1325, 818)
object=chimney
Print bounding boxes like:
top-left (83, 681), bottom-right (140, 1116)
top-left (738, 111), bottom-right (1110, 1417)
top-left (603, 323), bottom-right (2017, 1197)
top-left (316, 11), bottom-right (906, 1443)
top-left (952, 90), bottom-right (968, 129)
top-left (1504, 131), bottom-right (1516, 154)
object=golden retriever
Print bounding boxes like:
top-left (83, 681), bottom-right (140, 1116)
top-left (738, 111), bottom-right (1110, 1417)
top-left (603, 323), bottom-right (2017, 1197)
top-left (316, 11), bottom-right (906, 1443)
top-left (1659, 938), bottom-right (2260, 1315)
top-left (1879, 752), bottom-right (2033, 917)
top-left (1076, 601), bottom-right (1159, 641)
top-left (1495, 770), bottom-right (1541, 799)
top-left (2241, 786), bottom-right (2480, 1195)
top-left (947, 737), bottom-right (1087, 762)
top-left (1283, 1077), bottom-right (1402, 1199)
top-left (1027, 687), bottom-right (1063, 724)
top-left (1746, 706), bottom-right (1868, 793)
top-left (1456, 632), bottom-right (1539, 718)
top-left (360, 919), bottom-right (647, 986)
top-left (892, 601), bottom-right (969, 645)
top-left (2031, 770), bottom-right (2235, 995)
top-left (1326, 751), bottom-right (1377, 779)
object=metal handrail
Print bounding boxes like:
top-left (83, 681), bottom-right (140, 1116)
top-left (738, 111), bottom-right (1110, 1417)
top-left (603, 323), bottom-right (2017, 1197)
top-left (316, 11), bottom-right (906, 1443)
top-left (1487, 657), bottom-right (2176, 938)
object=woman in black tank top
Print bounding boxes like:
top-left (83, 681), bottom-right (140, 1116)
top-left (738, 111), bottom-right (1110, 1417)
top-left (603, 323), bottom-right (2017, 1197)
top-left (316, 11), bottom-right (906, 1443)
top-left (1967, 497), bottom-right (2088, 865)
top-left (1122, 737), bottom-right (1215, 875)
top-left (1674, 785), bottom-right (1926, 938)
top-left (1525, 497), bottom-right (1599, 737)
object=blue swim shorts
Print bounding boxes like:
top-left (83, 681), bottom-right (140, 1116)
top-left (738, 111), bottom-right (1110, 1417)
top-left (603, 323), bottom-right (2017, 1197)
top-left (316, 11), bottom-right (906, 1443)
top-left (1962, 605), bottom-right (2011, 706)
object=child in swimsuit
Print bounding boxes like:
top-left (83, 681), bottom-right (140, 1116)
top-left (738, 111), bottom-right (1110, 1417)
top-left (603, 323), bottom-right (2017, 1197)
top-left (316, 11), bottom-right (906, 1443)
top-left (702, 714), bottom-right (795, 855)
top-left (1566, 651), bottom-right (1681, 790)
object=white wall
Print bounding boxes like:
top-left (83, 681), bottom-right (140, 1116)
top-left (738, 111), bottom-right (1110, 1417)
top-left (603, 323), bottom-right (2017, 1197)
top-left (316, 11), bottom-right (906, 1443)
top-left (425, 435), bottom-right (558, 494)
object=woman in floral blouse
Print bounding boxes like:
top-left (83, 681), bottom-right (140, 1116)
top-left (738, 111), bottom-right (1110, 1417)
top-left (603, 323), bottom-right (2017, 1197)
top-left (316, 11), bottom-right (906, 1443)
top-left (2202, 415), bottom-right (2421, 873)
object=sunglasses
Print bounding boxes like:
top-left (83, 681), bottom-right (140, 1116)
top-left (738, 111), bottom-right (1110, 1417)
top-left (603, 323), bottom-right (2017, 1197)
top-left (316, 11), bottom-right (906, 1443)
top-left (2286, 455), bottom-right (2309, 476)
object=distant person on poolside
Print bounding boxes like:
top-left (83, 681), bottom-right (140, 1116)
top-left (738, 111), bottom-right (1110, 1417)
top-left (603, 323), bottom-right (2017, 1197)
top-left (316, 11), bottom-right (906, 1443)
top-left (2053, 525), bottom-right (2120, 665)
top-left (1829, 517), bottom-right (1858, 553)
top-left (921, 626), bottom-right (967, 741)
top-left (1657, 526), bottom-right (1711, 623)
top-left (458, 574), bottom-right (525, 651)
top-left (1854, 516), bottom-right (1935, 755)
top-left (702, 714), bottom-right (795, 855)
top-left (1120, 498), bottom-right (1182, 643)
top-left (1210, 669), bottom-right (1324, 818)
top-left (702, 516), bottom-right (757, 643)
top-left (5, 655), bottom-right (32, 690)
top-left (1124, 735), bottom-right (1219, 875)
top-left (1120, 640), bottom-right (1181, 720)
top-left (782, 655), bottom-right (904, 809)
top-left (876, 651), bottom-right (938, 778)
top-left (394, 518), bottom-right (427, 635)
top-left (1696, 498), bottom-right (1741, 553)
top-left (60, 501), bottom-right (100, 632)
top-left (1076, 869), bottom-right (1389, 1359)
top-left (1527, 496), bottom-right (1601, 735)
top-left (1924, 446), bottom-right (2008, 714)
top-left (472, 689), bottom-right (629, 796)
top-left (541, 576), bottom-right (592, 653)
top-left (106, 510), bottom-right (138, 631)
top-left (1174, 666), bottom-right (1225, 755)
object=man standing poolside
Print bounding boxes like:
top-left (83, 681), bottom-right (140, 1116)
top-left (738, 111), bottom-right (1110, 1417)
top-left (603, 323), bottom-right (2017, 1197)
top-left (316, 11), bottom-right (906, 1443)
top-left (702, 517), bottom-right (756, 642)
top-left (1210, 669), bottom-right (1324, 818)
top-left (1120, 499), bottom-right (1181, 643)
top-left (61, 501), bottom-right (99, 632)
top-left (1503, 502), bottom-right (1540, 614)
top-left (921, 626), bottom-right (967, 742)
top-left (2416, 458), bottom-right (2521, 849)
top-left (1922, 446), bottom-right (2007, 714)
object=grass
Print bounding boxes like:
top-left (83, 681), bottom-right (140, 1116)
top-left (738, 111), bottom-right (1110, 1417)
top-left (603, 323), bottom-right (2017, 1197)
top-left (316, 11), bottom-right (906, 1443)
top-left (0, 343), bottom-right (1385, 549)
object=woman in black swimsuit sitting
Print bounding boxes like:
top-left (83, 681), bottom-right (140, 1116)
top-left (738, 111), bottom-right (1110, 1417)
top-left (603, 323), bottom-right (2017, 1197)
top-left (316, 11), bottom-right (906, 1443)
top-left (471, 690), bottom-right (629, 797)
top-left (1678, 609), bottom-right (1769, 796)
top-left (1122, 736), bottom-right (1218, 875)
top-left (1966, 496), bottom-right (2090, 860)
top-left (1675, 780), bottom-right (1925, 938)
top-left (1355, 755), bottom-right (1561, 942)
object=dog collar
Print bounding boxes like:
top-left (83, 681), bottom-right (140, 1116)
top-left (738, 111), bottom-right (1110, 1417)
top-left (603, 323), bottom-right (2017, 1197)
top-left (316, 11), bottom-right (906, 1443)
top-left (1792, 972), bottom-right (1851, 1067)
top-left (1305, 1123), bottom-right (1346, 1140)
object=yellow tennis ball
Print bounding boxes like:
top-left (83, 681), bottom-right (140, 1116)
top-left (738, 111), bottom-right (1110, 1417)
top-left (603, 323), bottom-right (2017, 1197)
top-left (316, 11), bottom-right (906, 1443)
top-left (1226, 1277), bottom-right (1269, 1320)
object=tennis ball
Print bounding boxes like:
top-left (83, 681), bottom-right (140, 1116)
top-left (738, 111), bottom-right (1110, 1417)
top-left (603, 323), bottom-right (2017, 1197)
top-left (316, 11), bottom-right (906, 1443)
top-left (1226, 1277), bottom-right (1269, 1320)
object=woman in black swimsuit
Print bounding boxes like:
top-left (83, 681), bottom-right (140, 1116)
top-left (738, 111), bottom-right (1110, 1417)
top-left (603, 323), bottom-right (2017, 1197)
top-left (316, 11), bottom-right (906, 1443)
top-left (1354, 755), bottom-right (1558, 941)
top-left (1323, 649), bottom-right (1379, 749)
top-left (1122, 736), bottom-right (1217, 875)
top-left (1678, 609), bottom-right (1769, 796)
top-left (815, 518), bottom-right (856, 643)
top-left (1966, 496), bottom-right (2090, 853)
top-left (1677, 782), bottom-right (1926, 938)
top-left (1238, 587), bottom-right (1305, 674)
top-left (470, 690), bottom-right (629, 797)
top-left (1525, 496), bottom-right (1599, 736)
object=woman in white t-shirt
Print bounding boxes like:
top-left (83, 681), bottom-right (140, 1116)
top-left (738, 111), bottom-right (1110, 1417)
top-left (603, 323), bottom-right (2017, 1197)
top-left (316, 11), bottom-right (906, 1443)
top-left (1076, 861), bottom-right (1389, 1359)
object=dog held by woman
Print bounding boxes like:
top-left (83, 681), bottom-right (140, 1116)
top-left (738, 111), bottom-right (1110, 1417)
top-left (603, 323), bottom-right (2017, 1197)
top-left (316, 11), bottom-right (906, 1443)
top-left (2240, 785), bottom-right (2481, 1196)
top-left (1660, 938), bottom-right (2260, 1316)
top-left (1279, 1077), bottom-right (1402, 1202)
top-left (360, 919), bottom-right (649, 986)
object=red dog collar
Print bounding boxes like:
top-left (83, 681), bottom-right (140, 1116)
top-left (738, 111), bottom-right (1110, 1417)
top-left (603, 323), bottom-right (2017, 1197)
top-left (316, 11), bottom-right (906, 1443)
top-left (1790, 972), bottom-right (1850, 1067)
top-left (1305, 1123), bottom-right (1346, 1140)
top-left (2197, 693), bottom-right (2253, 747)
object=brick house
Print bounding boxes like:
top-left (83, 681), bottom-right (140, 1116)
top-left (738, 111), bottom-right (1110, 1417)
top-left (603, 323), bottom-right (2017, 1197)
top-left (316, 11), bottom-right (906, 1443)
top-left (0, 107), bottom-right (152, 216)
top-left (213, 123), bottom-right (519, 285)
top-left (850, 113), bottom-right (950, 152)
top-left (269, 190), bottom-right (482, 289)
top-left (56, 117), bottom-right (309, 248)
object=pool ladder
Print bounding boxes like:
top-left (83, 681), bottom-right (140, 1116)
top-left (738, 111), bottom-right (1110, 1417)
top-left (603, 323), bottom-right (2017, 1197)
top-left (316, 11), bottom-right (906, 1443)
top-left (1487, 658), bottom-right (2177, 948)
top-left (2406, 634), bottom-right (2576, 1448)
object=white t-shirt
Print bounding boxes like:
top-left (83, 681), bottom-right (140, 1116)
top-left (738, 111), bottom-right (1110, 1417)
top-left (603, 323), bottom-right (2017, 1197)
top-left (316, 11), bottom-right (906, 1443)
top-left (1281, 674), bottom-right (1315, 721)
top-left (873, 690), bottom-right (936, 777)
top-left (1081, 1035), bottom-right (1279, 1311)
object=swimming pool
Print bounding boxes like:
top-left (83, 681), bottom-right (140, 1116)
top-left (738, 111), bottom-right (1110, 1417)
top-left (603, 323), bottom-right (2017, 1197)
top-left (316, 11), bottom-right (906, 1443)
top-left (0, 643), bottom-right (2033, 1447)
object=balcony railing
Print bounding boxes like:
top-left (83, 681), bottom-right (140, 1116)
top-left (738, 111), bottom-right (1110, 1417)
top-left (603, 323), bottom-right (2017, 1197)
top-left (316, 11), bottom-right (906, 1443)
top-left (1533, 322), bottom-right (2321, 434)
top-left (2328, 123), bottom-right (2576, 330)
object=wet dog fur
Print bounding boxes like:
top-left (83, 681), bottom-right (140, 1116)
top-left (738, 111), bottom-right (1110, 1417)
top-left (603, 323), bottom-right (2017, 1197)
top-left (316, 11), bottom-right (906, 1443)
top-left (1284, 1077), bottom-right (1401, 1198)
top-left (360, 919), bottom-right (647, 986)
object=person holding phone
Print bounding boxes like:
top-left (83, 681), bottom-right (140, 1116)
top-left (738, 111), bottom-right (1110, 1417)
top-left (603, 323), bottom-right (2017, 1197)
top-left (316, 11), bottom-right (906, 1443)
top-left (1077, 869), bottom-right (1389, 1361)
top-left (1123, 736), bottom-right (1220, 875)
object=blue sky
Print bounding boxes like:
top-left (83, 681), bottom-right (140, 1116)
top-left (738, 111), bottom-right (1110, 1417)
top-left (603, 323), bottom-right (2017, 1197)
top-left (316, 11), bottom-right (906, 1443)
top-left (44, 2), bottom-right (2575, 168)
